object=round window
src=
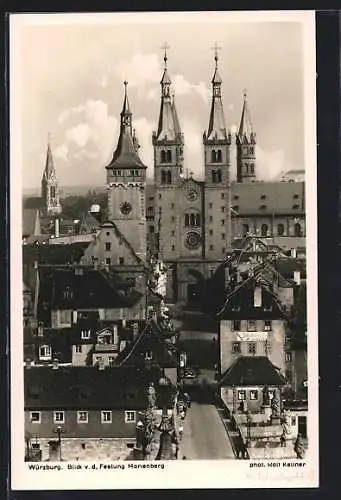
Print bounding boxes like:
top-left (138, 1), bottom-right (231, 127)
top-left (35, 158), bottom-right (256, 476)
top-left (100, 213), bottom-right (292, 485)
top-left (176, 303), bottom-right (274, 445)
top-left (185, 231), bottom-right (201, 250)
top-left (120, 201), bottom-right (132, 215)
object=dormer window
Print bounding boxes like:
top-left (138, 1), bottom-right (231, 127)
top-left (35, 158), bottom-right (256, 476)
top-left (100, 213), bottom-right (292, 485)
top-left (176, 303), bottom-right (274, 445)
top-left (63, 287), bottom-right (73, 300)
top-left (39, 345), bottom-right (52, 360)
top-left (81, 329), bottom-right (91, 340)
top-left (145, 350), bottom-right (153, 360)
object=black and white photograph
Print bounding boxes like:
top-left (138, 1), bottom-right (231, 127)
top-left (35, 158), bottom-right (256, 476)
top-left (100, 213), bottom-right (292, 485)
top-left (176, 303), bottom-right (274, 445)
top-left (10, 10), bottom-right (318, 489)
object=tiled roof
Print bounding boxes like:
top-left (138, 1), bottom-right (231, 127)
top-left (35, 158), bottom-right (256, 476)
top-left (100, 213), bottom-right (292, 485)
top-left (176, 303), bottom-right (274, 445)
top-left (24, 327), bottom-right (72, 364)
top-left (24, 365), bottom-right (171, 410)
top-left (23, 243), bottom-right (89, 266)
top-left (231, 181), bottom-right (305, 215)
top-left (37, 267), bottom-right (143, 312)
top-left (220, 356), bottom-right (285, 386)
top-left (274, 258), bottom-right (306, 279)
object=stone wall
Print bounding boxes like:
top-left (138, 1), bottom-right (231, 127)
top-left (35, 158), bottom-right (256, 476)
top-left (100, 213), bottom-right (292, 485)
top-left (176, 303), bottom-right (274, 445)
top-left (37, 438), bottom-right (134, 461)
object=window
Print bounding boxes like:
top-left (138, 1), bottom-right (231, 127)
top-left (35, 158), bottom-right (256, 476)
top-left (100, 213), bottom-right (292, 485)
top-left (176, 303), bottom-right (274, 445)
top-left (125, 411), bottom-right (136, 423)
top-left (293, 194), bottom-right (299, 199)
top-left (101, 411), bottom-right (112, 423)
top-left (53, 411), bottom-right (65, 424)
top-left (145, 350), bottom-right (153, 360)
top-left (277, 223), bottom-right (285, 236)
top-left (50, 186), bottom-right (56, 198)
top-left (221, 233), bottom-right (225, 240)
top-left (171, 216), bottom-right (175, 223)
top-left (171, 245), bottom-right (175, 252)
top-left (217, 150), bottom-right (222, 162)
top-left (30, 411), bottom-right (41, 423)
top-left (39, 345), bottom-right (51, 359)
top-left (250, 164), bottom-right (255, 174)
top-left (167, 150), bottom-right (172, 163)
top-left (161, 150), bottom-right (166, 163)
top-left (248, 342), bottom-right (257, 355)
top-left (147, 207), bottom-right (153, 213)
top-left (221, 219), bottom-right (225, 226)
top-left (285, 352), bottom-right (292, 363)
top-left (232, 342), bottom-right (241, 353)
top-left (81, 329), bottom-right (91, 340)
top-left (209, 245), bottom-right (214, 251)
top-left (209, 203), bottom-right (213, 209)
top-left (209, 216), bottom-right (213, 222)
top-left (238, 391), bottom-right (246, 401)
top-left (294, 223), bottom-right (302, 237)
top-left (108, 357), bottom-right (115, 367)
top-left (170, 203), bottom-right (174, 209)
top-left (77, 411), bottom-right (88, 423)
top-left (63, 287), bottom-right (73, 300)
top-left (232, 320), bottom-right (241, 331)
top-left (171, 230), bottom-right (175, 236)
top-left (59, 310), bottom-right (72, 325)
top-left (222, 247), bottom-right (225, 254)
top-left (250, 390), bottom-right (258, 400)
top-left (221, 206), bottom-right (225, 213)
top-left (260, 194), bottom-right (266, 200)
top-left (261, 224), bottom-right (268, 236)
top-left (149, 226), bottom-right (155, 234)
top-left (221, 193), bottom-right (225, 199)
top-left (234, 195), bottom-right (239, 200)
top-left (247, 320), bottom-right (256, 332)
top-left (105, 243), bottom-right (111, 251)
top-left (119, 257), bottom-right (124, 265)
top-left (105, 258), bottom-right (111, 266)
top-left (185, 214), bottom-right (189, 227)
top-left (75, 345), bottom-right (82, 353)
top-left (292, 204), bottom-right (300, 210)
top-left (259, 205), bottom-right (267, 210)
top-left (209, 230), bottom-right (213, 236)
top-left (159, 194), bottom-right (162, 200)
top-left (264, 320), bottom-right (272, 331)
top-left (211, 150), bottom-right (217, 163)
top-left (106, 231), bottom-right (110, 236)
top-left (167, 170), bottom-right (172, 184)
top-left (242, 224), bottom-right (249, 236)
top-left (161, 170), bottom-right (166, 183)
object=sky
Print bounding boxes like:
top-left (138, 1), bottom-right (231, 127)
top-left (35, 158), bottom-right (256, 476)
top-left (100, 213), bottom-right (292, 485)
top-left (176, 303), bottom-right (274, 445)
top-left (11, 12), bottom-right (312, 192)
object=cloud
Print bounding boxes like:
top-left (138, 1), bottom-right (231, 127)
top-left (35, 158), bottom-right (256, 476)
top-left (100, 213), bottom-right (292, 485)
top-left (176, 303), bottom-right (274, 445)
top-left (54, 143), bottom-right (69, 162)
top-left (66, 123), bottom-right (92, 148)
top-left (115, 53), bottom-right (160, 89)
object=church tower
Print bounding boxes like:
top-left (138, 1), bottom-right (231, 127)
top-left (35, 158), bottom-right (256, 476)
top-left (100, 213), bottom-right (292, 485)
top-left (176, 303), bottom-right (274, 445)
top-left (41, 136), bottom-right (62, 217)
top-left (105, 81), bottom-right (147, 261)
top-left (236, 91), bottom-right (256, 183)
top-left (203, 46), bottom-right (232, 259)
top-left (153, 46), bottom-right (184, 260)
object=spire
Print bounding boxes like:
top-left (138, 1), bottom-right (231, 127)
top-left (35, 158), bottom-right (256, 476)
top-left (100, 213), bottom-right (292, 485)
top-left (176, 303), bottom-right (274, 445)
top-left (155, 44), bottom-right (180, 141)
top-left (106, 81), bottom-right (146, 170)
top-left (120, 80), bottom-right (132, 134)
top-left (205, 44), bottom-right (227, 141)
top-left (43, 133), bottom-right (55, 180)
top-left (237, 90), bottom-right (255, 144)
top-left (171, 92), bottom-right (181, 137)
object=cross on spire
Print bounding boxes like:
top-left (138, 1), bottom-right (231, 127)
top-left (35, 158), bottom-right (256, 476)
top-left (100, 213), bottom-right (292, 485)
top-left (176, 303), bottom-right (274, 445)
top-left (212, 42), bottom-right (222, 67)
top-left (161, 42), bottom-right (170, 67)
top-left (124, 80), bottom-right (128, 93)
top-left (243, 88), bottom-right (247, 100)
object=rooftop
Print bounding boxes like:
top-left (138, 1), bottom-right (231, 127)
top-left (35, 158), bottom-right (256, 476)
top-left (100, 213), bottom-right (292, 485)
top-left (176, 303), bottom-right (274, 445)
top-left (220, 356), bottom-right (286, 387)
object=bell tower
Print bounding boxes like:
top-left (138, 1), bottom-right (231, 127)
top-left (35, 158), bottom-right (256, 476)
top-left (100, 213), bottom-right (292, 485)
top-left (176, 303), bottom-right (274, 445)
top-left (105, 81), bottom-right (147, 261)
top-left (236, 90), bottom-right (256, 183)
top-left (41, 135), bottom-right (62, 217)
top-left (203, 45), bottom-right (232, 258)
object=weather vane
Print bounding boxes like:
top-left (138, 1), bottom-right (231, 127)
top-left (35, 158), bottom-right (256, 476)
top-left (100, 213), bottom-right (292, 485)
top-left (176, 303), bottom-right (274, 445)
top-left (161, 42), bottom-right (170, 66)
top-left (211, 42), bottom-right (222, 65)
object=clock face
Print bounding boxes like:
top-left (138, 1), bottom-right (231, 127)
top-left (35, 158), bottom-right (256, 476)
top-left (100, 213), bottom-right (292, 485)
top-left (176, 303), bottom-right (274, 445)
top-left (120, 201), bottom-right (132, 215)
top-left (185, 231), bottom-right (201, 250)
top-left (187, 190), bottom-right (198, 202)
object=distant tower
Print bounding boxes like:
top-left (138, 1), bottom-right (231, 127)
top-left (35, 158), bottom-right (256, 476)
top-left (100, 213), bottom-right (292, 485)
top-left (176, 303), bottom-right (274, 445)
top-left (41, 135), bottom-right (62, 217)
top-left (203, 44), bottom-right (232, 257)
top-left (236, 91), bottom-right (256, 183)
top-left (152, 44), bottom-right (184, 260)
top-left (105, 81), bottom-right (147, 261)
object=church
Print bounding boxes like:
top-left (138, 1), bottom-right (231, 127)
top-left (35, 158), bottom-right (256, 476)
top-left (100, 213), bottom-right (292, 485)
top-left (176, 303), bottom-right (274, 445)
top-left (24, 48), bottom-right (305, 304)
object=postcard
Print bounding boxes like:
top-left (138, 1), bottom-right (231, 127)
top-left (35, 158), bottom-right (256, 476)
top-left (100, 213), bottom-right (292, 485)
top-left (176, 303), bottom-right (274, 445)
top-left (10, 10), bottom-right (318, 489)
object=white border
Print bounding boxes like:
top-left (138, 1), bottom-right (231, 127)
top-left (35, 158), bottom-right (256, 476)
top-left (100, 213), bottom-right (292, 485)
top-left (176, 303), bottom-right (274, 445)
top-left (10, 10), bottom-right (318, 490)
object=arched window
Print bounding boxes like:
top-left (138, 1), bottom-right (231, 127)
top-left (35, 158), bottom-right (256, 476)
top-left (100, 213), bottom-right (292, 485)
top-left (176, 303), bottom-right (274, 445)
top-left (245, 164), bottom-right (249, 174)
top-left (166, 150), bottom-right (172, 163)
top-left (190, 214), bottom-right (196, 227)
top-left (217, 150), bottom-right (222, 163)
top-left (217, 170), bottom-right (222, 183)
top-left (195, 214), bottom-right (201, 227)
top-left (242, 224), bottom-right (249, 236)
top-left (261, 224), bottom-right (268, 237)
top-left (161, 170), bottom-right (166, 184)
top-left (277, 223), bottom-right (285, 236)
top-left (50, 186), bottom-right (56, 198)
top-left (212, 170), bottom-right (217, 183)
top-left (294, 223), bottom-right (302, 237)
top-left (211, 150), bottom-right (217, 163)
top-left (185, 214), bottom-right (189, 227)
top-left (161, 150), bottom-right (166, 163)
top-left (167, 170), bottom-right (172, 184)
top-left (250, 164), bottom-right (255, 174)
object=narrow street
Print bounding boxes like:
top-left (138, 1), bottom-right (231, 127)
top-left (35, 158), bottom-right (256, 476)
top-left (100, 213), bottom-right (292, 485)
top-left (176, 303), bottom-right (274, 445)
top-left (178, 403), bottom-right (235, 460)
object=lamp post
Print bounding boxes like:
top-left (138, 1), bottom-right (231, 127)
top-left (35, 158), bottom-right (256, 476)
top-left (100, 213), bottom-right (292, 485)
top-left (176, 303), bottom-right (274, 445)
top-left (246, 412), bottom-right (252, 448)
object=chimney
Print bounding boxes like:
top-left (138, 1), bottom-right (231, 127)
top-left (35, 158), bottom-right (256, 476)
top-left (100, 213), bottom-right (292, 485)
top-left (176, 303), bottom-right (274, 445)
top-left (52, 358), bottom-right (59, 370)
top-left (293, 270), bottom-right (301, 285)
top-left (254, 286), bottom-right (262, 307)
top-left (55, 218), bottom-right (60, 238)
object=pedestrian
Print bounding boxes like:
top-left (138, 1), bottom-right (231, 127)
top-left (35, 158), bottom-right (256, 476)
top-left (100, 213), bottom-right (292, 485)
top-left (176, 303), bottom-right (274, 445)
top-left (294, 433), bottom-right (305, 459)
top-left (280, 435), bottom-right (286, 447)
top-left (175, 443), bottom-right (179, 459)
top-left (178, 424), bottom-right (184, 441)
